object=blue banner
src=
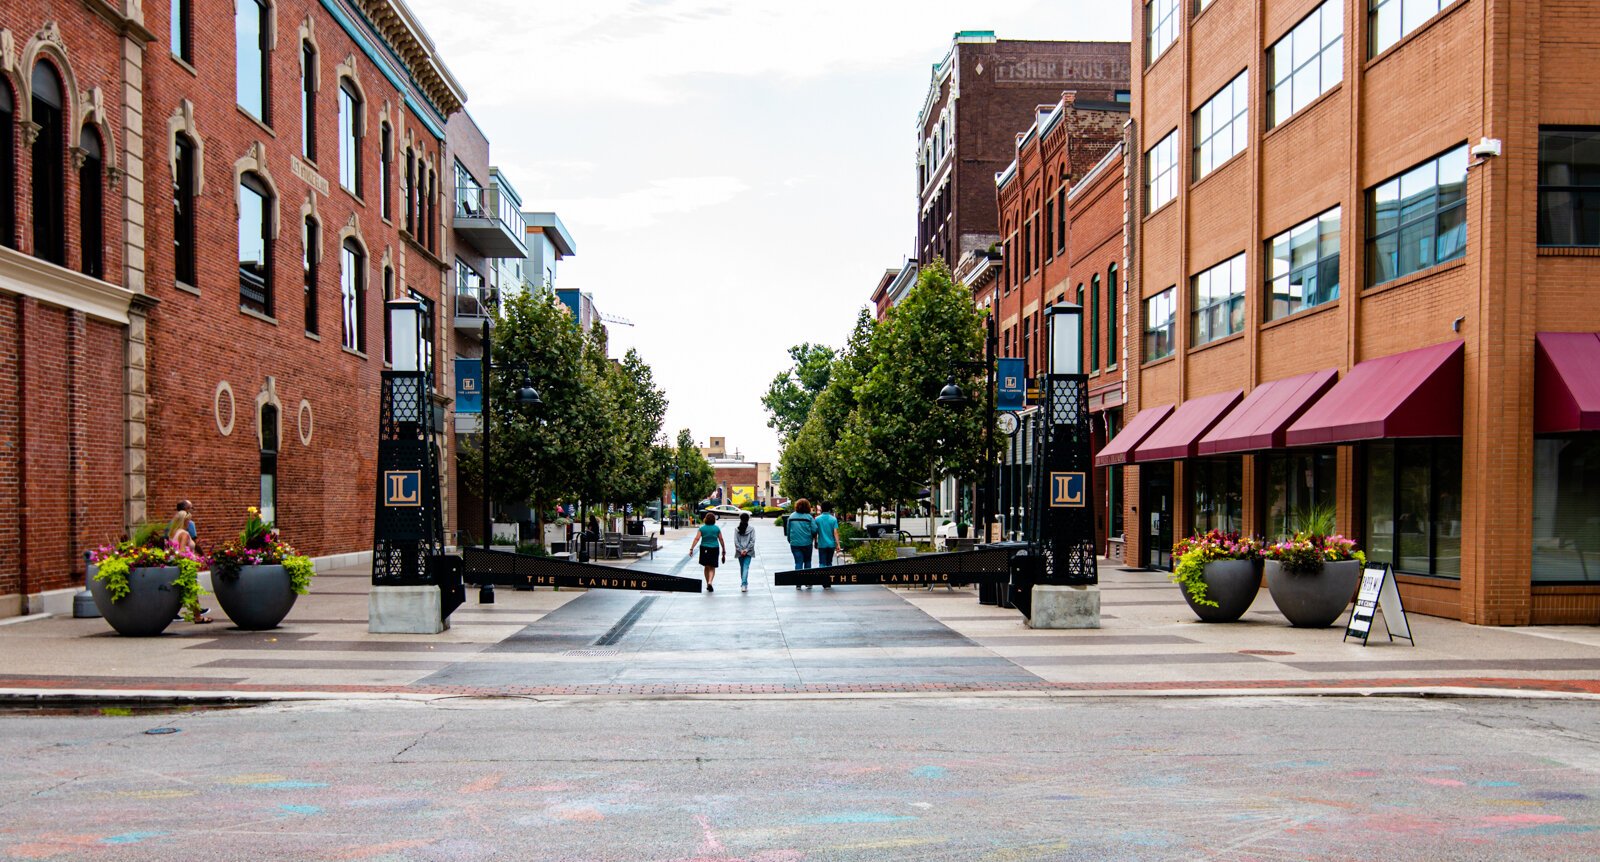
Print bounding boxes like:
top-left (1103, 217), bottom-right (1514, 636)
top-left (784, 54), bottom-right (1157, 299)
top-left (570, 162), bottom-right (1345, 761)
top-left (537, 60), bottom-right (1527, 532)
top-left (455, 359), bottom-right (483, 414)
top-left (996, 358), bottom-right (1026, 411)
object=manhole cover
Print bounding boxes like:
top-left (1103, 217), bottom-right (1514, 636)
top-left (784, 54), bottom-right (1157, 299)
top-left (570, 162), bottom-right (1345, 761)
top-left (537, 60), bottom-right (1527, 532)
top-left (1237, 649), bottom-right (1294, 656)
top-left (563, 648), bottom-right (621, 657)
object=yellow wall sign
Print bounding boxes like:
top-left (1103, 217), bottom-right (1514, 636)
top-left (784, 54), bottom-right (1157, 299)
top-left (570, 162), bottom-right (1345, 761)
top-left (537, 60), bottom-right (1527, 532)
top-left (1050, 471), bottom-right (1086, 508)
top-left (384, 470), bottom-right (422, 507)
top-left (731, 485), bottom-right (756, 506)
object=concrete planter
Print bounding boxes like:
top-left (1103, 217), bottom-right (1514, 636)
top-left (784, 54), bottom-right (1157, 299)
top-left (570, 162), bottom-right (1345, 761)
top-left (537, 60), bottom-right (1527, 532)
top-left (1181, 559), bottom-right (1262, 623)
top-left (88, 565), bottom-right (183, 637)
top-left (212, 564), bottom-right (298, 630)
top-left (1265, 559), bottom-right (1362, 627)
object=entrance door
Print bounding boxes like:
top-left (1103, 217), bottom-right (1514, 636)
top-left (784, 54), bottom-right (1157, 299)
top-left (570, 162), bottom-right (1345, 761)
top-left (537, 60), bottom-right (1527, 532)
top-left (1142, 462), bottom-right (1174, 570)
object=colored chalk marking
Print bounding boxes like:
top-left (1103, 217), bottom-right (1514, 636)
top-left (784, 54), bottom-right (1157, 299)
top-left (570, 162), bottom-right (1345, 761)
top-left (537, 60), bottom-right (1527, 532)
top-left (279, 804), bottom-right (322, 815)
top-left (911, 765), bottom-right (948, 779)
top-left (806, 812), bottom-right (916, 824)
top-left (101, 832), bottom-right (168, 845)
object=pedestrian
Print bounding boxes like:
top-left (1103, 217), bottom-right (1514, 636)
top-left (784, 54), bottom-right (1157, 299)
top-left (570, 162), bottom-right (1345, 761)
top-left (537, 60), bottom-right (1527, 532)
top-left (815, 501), bottom-right (839, 590)
top-left (168, 506), bottom-right (210, 623)
top-left (734, 512), bottom-right (756, 592)
top-left (688, 512), bottom-right (725, 592)
top-left (786, 499), bottom-right (818, 589)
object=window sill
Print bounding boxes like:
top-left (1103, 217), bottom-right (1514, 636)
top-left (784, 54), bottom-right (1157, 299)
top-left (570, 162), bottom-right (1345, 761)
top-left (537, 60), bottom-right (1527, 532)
top-left (1145, 42), bottom-right (1176, 73)
top-left (1140, 353), bottom-right (1177, 370)
top-left (1142, 197), bottom-right (1177, 223)
top-left (1363, 257), bottom-right (1467, 298)
top-left (1366, 0), bottom-right (1472, 71)
top-left (1537, 245), bottom-right (1600, 257)
top-left (341, 185), bottom-right (366, 207)
top-left (1187, 330), bottom-right (1244, 355)
top-left (1260, 297), bottom-right (1340, 332)
top-left (236, 106), bottom-right (275, 138)
top-left (240, 306), bottom-right (278, 325)
top-left (403, 233), bottom-right (446, 269)
top-left (170, 55), bottom-right (198, 77)
top-left (174, 280), bottom-right (201, 297)
top-left (1261, 83), bottom-right (1343, 143)
top-left (305, 331), bottom-right (321, 342)
top-left (342, 346), bottom-right (368, 360)
top-left (1191, 148), bottom-right (1247, 192)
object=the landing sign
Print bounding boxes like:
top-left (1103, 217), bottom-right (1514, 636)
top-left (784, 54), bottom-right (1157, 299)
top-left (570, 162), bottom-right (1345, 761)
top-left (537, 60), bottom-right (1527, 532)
top-left (1344, 563), bottom-right (1415, 646)
top-left (997, 358), bottom-right (1026, 411)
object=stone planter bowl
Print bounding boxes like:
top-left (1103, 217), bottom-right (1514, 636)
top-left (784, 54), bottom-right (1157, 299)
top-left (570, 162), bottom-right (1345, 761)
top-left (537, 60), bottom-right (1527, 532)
top-left (1265, 559), bottom-right (1362, 627)
top-left (88, 565), bottom-right (183, 637)
top-left (1181, 559), bottom-right (1262, 623)
top-left (212, 564), bottom-right (298, 630)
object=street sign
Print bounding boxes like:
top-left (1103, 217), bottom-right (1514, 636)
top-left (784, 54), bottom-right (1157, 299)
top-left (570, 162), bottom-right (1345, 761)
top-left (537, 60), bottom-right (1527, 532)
top-left (1049, 471), bottom-right (1086, 507)
top-left (454, 359), bottom-right (482, 414)
top-left (996, 358), bottom-right (1026, 411)
top-left (383, 470), bottom-right (421, 507)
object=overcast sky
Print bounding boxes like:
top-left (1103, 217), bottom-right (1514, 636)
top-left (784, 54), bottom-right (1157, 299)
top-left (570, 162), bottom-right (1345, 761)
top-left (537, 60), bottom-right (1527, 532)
top-left (409, 1), bottom-right (1131, 465)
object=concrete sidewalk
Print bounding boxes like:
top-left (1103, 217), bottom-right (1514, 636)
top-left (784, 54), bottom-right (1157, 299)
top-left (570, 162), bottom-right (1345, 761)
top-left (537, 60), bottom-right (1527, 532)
top-left (2, 521), bottom-right (1598, 701)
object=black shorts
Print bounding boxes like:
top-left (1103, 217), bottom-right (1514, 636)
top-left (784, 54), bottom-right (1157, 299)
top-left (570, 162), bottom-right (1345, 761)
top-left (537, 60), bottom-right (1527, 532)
top-left (698, 547), bottom-right (721, 568)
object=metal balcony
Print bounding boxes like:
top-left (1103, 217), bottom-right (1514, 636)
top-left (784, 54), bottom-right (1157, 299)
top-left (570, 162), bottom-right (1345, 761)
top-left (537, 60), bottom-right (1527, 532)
top-left (453, 283), bottom-right (495, 333)
top-left (453, 184), bottom-right (526, 258)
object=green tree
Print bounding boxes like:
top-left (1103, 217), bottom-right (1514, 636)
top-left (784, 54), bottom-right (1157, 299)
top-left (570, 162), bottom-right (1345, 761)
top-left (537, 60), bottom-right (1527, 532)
top-left (673, 429), bottom-right (716, 509)
top-left (761, 343), bottom-right (835, 444)
top-left (601, 349), bottom-right (670, 509)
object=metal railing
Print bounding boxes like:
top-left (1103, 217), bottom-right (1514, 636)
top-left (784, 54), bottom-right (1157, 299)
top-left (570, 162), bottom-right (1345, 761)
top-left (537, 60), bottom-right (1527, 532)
top-left (455, 281), bottom-right (494, 319)
top-left (454, 184), bottom-right (524, 243)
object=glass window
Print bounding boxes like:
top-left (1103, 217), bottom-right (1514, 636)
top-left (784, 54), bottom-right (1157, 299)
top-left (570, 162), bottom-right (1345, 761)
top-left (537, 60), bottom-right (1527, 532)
top-left (1268, 1), bottom-right (1343, 127)
top-left (455, 159), bottom-right (480, 216)
top-left (1107, 264), bottom-right (1118, 367)
top-left (382, 266), bottom-right (394, 364)
top-left (1268, 206), bottom-right (1341, 319)
top-left (1090, 274), bottom-right (1101, 373)
top-left (30, 62), bottom-right (66, 266)
top-left (1045, 199), bottom-right (1055, 262)
top-left (1533, 435), bottom-right (1600, 583)
top-left (1147, 0), bottom-right (1179, 63)
top-left (236, 0), bottom-right (268, 122)
top-left (0, 84), bottom-right (13, 249)
top-left (1144, 288), bottom-right (1176, 361)
top-left (79, 129), bottom-right (104, 279)
top-left (1364, 440), bottom-right (1462, 577)
top-left (1194, 71), bottom-right (1249, 179)
top-left (173, 134), bottom-right (197, 286)
top-left (1146, 131), bottom-right (1177, 213)
top-left (1057, 186), bottom-right (1067, 254)
top-left (380, 123), bottom-right (393, 220)
top-left (1370, 0), bottom-right (1461, 57)
top-left (339, 80), bottom-right (362, 195)
top-left (238, 173), bottom-right (272, 315)
top-left (170, 0), bottom-right (192, 63)
top-left (1538, 128), bottom-right (1600, 247)
top-left (341, 239), bottom-right (365, 352)
top-left (301, 43), bottom-right (316, 161)
top-left (1261, 449), bottom-right (1337, 539)
top-left (1190, 458), bottom-right (1243, 534)
top-left (259, 404), bottom-right (278, 525)
top-left (303, 217), bottom-right (319, 335)
top-left (1191, 252), bottom-right (1246, 345)
top-left (1366, 145), bottom-right (1468, 286)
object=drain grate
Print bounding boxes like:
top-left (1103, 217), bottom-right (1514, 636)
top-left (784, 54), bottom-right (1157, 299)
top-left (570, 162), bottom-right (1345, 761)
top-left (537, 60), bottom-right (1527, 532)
top-left (563, 648), bottom-right (621, 657)
top-left (592, 596), bottom-right (657, 647)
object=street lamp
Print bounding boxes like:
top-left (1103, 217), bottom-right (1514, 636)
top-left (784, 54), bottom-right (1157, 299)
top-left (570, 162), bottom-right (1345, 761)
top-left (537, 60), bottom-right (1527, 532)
top-left (936, 376), bottom-right (967, 406)
top-left (1042, 302), bottom-right (1096, 589)
top-left (387, 297), bottom-right (426, 421)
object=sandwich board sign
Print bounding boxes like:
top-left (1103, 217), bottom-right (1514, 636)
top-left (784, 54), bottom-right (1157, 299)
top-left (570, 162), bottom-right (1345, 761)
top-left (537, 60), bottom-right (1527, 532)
top-left (1343, 563), bottom-right (1415, 646)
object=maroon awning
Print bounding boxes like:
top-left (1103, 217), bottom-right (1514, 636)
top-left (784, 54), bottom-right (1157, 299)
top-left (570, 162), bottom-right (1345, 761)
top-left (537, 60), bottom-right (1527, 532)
top-left (1536, 332), bottom-right (1600, 433)
top-left (1132, 389), bottom-right (1244, 462)
top-left (1093, 404), bottom-right (1173, 467)
top-left (1285, 340), bottom-right (1463, 446)
top-left (1198, 369), bottom-right (1338, 455)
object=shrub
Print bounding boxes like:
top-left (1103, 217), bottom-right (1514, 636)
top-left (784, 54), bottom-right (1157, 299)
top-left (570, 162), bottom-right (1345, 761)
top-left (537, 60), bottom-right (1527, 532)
top-left (1264, 533), bottom-right (1365, 575)
top-left (1170, 531), bottom-right (1262, 607)
top-left (516, 541), bottom-right (550, 558)
top-left (847, 539), bottom-right (898, 563)
top-left (837, 523), bottom-right (866, 550)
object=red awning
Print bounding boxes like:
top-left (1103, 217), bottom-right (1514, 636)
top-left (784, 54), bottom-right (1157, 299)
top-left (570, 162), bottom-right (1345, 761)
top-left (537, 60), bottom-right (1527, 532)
top-left (1093, 404), bottom-right (1173, 467)
top-left (1536, 332), bottom-right (1600, 433)
top-left (1285, 340), bottom-right (1463, 446)
top-left (1197, 369), bottom-right (1338, 455)
top-left (1132, 389), bottom-right (1244, 462)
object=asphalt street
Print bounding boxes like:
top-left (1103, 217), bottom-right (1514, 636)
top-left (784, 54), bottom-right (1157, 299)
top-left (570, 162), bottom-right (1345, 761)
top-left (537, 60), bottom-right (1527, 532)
top-left (2, 695), bottom-right (1597, 861)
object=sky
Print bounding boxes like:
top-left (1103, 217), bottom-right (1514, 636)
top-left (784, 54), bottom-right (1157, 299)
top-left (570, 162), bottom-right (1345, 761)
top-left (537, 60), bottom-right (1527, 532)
top-left (408, 0), bottom-right (1132, 465)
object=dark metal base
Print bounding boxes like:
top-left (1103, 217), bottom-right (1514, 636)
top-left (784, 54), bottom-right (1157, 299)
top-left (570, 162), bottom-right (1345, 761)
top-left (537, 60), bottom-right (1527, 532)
top-left (462, 547), bottom-right (702, 593)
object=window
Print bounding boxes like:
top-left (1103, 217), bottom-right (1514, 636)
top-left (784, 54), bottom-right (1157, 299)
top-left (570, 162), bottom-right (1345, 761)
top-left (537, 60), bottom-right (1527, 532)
top-left (380, 122), bottom-right (393, 220)
top-left (1370, 0), bottom-right (1460, 57)
top-left (1144, 288), bottom-right (1176, 361)
top-left (236, 0), bottom-right (269, 122)
top-left (1533, 435), bottom-right (1600, 583)
top-left (1194, 70), bottom-right (1249, 179)
top-left (404, 147), bottom-right (415, 233)
top-left (1090, 274), bottom-right (1101, 373)
top-left (409, 289), bottom-right (436, 389)
top-left (1146, 131), bottom-right (1177, 213)
top-left (1537, 128), bottom-right (1600, 247)
top-left (1366, 145), bottom-right (1468, 286)
top-left (302, 217), bottom-right (319, 335)
top-left (382, 266), bottom-right (394, 364)
top-left (1022, 313), bottom-right (1033, 378)
top-left (78, 129), bottom-right (104, 279)
top-left (339, 80), bottom-right (362, 195)
top-left (170, 0), bottom-right (192, 63)
top-left (1107, 264), bottom-right (1118, 367)
top-left (1056, 186), bottom-right (1066, 255)
top-left (30, 62), bottom-right (66, 266)
top-left (1364, 440), bottom-right (1462, 577)
top-left (173, 134), bottom-right (197, 286)
top-left (1190, 458), bottom-right (1243, 534)
top-left (1268, 1), bottom-right (1343, 127)
top-left (259, 403), bottom-right (278, 525)
top-left (1268, 206), bottom-right (1341, 319)
top-left (0, 83), bottom-right (12, 248)
top-left (238, 173), bottom-right (273, 314)
top-left (340, 239), bottom-right (366, 352)
top-left (300, 42), bottom-right (316, 161)
top-left (1192, 253), bottom-right (1246, 345)
top-left (1147, 0), bottom-right (1178, 63)
top-left (1260, 449), bottom-right (1336, 539)
top-left (455, 159), bottom-right (480, 216)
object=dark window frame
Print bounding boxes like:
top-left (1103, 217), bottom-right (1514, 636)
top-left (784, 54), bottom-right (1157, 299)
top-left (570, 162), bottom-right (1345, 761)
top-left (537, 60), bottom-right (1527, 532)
top-left (30, 61), bottom-right (67, 267)
top-left (338, 78), bottom-right (363, 196)
top-left (1537, 127), bottom-right (1600, 247)
top-left (1267, 1), bottom-right (1343, 128)
top-left (1268, 206), bottom-right (1342, 319)
top-left (1144, 287), bottom-right (1176, 362)
top-left (238, 172), bottom-right (274, 315)
top-left (170, 0), bottom-right (193, 63)
top-left (1362, 438), bottom-right (1463, 579)
top-left (1192, 252), bottom-right (1247, 345)
top-left (236, 0), bottom-right (271, 124)
top-left (303, 215), bottom-right (319, 335)
top-left (1089, 274), bottom-right (1101, 373)
top-left (0, 82), bottom-right (13, 249)
top-left (78, 127), bottom-right (104, 278)
top-left (340, 237), bottom-right (366, 353)
top-left (300, 42), bottom-right (317, 162)
top-left (1365, 145), bottom-right (1468, 287)
top-left (173, 133), bottom-right (197, 286)
top-left (1107, 263), bottom-right (1119, 368)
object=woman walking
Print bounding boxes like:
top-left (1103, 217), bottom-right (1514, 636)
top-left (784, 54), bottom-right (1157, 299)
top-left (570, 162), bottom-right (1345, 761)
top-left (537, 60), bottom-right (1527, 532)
top-left (169, 508), bottom-right (210, 623)
top-left (688, 512), bottom-right (725, 592)
top-left (786, 499), bottom-right (818, 590)
top-left (734, 512), bottom-right (756, 592)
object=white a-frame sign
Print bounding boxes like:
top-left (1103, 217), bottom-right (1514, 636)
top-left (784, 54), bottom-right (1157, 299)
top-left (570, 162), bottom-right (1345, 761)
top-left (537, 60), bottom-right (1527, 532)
top-left (1344, 563), bottom-right (1415, 646)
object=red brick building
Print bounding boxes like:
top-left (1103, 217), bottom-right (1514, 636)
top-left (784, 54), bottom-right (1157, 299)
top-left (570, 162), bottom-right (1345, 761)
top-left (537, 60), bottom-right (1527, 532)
top-left (1107, 0), bottom-right (1600, 624)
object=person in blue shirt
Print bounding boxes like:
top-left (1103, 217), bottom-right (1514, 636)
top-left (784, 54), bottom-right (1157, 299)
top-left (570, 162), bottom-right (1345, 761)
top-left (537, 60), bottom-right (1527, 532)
top-left (814, 502), bottom-right (840, 591)
top-left (688, 513), bottom-right (725, 592)
top-left (786, 499), bottom-right (817, 589)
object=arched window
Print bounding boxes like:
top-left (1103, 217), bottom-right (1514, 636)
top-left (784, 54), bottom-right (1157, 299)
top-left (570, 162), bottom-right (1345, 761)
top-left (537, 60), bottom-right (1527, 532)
top-left (173, 133), bottom-right (198, 286)
top-left (302, 216), bottom-right (319, 335)
top-left (1107, 263), bottom-right (1118, 368)
top-left (379, 122), bottom-right (392, 219)
top-left (0, 82), bottom-right (14, 248)
top-left (300, 41), bottom-right (316, 161)
top-left (338, 79), bottom-right (362, 195)
top-left (403, 145), bottom-right (415, 233)
top-left (1089, 273), bottom-right (1101, 373)
top-left (340, 238), bottom-right (365, 352)
top-left (381, 264), bottom-right (394, 363)
top-left (236, 0), bottom-right (269, 122)
top-left (259, 402), bottom-right (278, 524)
top-left (31, 62), bottom-right (67, 266)
top-left (79, 128), bottom-right (104, 278)
top-left (238, 172), bottom-right (273, 315)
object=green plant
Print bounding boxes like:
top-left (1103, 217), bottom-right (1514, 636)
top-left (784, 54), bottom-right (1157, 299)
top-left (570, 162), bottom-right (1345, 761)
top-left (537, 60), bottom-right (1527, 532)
top-left (911, 541), bottom-right (935, 553)
top-left (492, 532), bottom-right (519, 546)
top-left (210, 507), bottom-right (317, 598)
top-left (90, 538), bottom-right (207, 617)
top-left (1293, 503), bottom-right (1337, 539)
top-left (1170, 531), bottom-right (1262, 607)
top-left (516, 541), bottom-right (550, 558)
top-left (283, 555), bottom-right (316, 595)
top-left (837, 523), bottom-right (866, 550)
top-left (93, 556), bottom-right (132, 602)
top-left (847, 539), bottom-right (898, 563)
top-left (1265, 533), bottom-right (1366, 575)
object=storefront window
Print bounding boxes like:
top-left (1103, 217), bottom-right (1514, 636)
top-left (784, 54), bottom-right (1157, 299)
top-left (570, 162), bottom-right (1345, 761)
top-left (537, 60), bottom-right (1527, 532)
top-left (1261, 449), bottom-right (1336, 539)
top-left (1189, 458), bottom-right (1243, 534)
top-left (1532, 436), bottom-right (1600, 583)
top-left (1364, 440), bottom-right (1462, 577)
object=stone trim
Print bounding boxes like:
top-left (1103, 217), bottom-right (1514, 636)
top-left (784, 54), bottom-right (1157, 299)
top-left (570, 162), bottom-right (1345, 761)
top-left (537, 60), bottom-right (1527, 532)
top-left (0, 246), bottom-right (134, 324)
top-left (233, 141), bottom-right (281, 238)
top-left (254, 376), bottom-right (283, 452)
top-left (168, 100), bottom-right (205, 196)
top-left (214, 380), bottom-right (236, 436)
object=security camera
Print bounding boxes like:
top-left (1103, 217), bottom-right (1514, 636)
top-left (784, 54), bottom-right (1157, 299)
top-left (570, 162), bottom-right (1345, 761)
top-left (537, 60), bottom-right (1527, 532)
top-left (1471, 137), bottom-right (1503, 158)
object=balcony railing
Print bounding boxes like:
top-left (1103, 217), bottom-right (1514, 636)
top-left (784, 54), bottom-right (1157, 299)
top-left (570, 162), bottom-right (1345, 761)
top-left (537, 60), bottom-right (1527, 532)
top-left (453, 184), bottom-right (525, 258)
top-left (454, 282), bottom-right (495, 329)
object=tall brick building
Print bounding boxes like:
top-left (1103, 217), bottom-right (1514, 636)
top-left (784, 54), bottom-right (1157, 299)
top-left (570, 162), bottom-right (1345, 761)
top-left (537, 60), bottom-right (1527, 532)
top-left (917, 31), bottom-right (1131, 268)
top-left (1105, 0), bottom-right (1600, 624)
top-left (1, 0), bottom-right (467, 617)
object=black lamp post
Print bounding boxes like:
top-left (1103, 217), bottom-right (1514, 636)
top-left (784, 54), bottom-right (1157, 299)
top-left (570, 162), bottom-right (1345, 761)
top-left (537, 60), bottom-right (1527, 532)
top-left (478, 318), bottom-right (542, 604)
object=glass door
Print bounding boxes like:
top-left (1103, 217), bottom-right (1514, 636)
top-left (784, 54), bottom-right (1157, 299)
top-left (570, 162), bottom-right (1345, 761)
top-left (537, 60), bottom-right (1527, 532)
top-left (1142, 462), bottom-right (1174, 570)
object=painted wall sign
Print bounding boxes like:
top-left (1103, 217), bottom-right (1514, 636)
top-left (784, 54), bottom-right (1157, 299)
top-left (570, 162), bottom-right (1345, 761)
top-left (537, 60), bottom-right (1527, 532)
top-left (1049, 471), bottom-right (1086, 508)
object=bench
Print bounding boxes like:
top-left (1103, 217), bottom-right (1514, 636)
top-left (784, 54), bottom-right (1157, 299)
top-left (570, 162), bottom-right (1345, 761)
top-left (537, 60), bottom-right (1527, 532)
top-left (620, 534), bottom-right (659, 559)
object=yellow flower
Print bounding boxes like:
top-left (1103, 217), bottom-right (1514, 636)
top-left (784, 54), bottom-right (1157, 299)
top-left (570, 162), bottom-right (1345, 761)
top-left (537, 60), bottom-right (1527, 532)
top-left (247, 506), bottom-right (259, 515)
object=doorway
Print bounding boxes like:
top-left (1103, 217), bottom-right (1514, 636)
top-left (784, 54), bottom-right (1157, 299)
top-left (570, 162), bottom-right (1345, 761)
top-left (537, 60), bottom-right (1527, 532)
top-left (1142, 462), bottom-right (1173, 570)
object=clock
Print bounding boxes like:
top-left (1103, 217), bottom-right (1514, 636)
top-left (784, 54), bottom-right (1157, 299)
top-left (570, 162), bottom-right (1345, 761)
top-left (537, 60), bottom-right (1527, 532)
top-left (997, 412), bottom-right (1020, 436)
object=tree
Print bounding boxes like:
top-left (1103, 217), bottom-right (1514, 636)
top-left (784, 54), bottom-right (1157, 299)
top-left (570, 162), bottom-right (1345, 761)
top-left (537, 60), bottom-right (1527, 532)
top-left (761, 343), bottom-right (835, 444)
top-left (673, 429), bottom-right (716, 509)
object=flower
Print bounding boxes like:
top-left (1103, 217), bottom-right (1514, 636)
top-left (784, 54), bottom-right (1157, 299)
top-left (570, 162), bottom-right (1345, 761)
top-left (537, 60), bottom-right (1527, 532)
top-left (247, 506), bottom-right (259, 515)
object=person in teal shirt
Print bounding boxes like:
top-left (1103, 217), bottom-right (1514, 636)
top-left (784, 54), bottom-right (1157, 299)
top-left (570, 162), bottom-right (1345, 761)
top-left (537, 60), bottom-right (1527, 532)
top-left (688, 513), bottom-right (725, 592)
top-left (815, 503), bottom-right (840, 579)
